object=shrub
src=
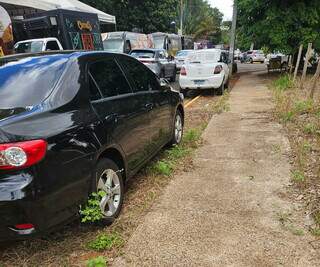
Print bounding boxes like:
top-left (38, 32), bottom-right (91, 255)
top-left (87, 232), bottom-right (124, 251)
top-left (86, 256), bottom-right (107, 267)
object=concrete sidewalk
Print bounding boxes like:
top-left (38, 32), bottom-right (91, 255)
top-left (115, 72), bottom-right (319, 266)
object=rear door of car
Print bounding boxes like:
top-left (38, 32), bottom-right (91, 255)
top-left (88, 54), bottom-right (151, 171)
top-left (116, 55), bottom-right (171, 157)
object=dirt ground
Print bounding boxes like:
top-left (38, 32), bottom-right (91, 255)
top-left (112, 70), bottom-right (320, 266)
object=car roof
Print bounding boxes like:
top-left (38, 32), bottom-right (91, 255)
top-left (0, 50), bottom-right (129, 62)
top-left (15, 38), bottom-right (60, 44)
top-left (130, 48), bottom-right (164, 52)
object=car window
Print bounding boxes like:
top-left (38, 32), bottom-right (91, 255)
top-left (88, 73), bottom-right (102, 101)
top-left (46, 41), bottom-right (60, 51)
top-left (0, 54), bottom-right (68, 108)
top-left (118, 56), bottom-right (158, 92)
top-left (89, 59), bottom-right (132, 98)
top-left (130, 51), bottom-right (155, 59)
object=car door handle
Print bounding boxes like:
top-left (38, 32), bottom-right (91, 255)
top-left (145, 103), bottom-right (154, 111)
top-left (105, 113), bottom-right (118, 123)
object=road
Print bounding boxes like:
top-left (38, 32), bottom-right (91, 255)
top-left (114, 64), bottom-right (319, 266)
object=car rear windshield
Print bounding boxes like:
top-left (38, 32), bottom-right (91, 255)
top-left (187, 51), bottom-right (220, 63)
top-left (130, 51), bottom-right (155, 58)
top-left (176, 50), bottom-right (191, 57)
top-left (14, 41), bottom-right (43, 54)
top-left (0, 55), bottom-right (69, 109)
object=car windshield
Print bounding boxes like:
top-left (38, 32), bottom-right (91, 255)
top-left (153, 36), bottom-right (165, 49)
top-left (14, 41), bottom-right (43, 54)
top-left (187, 51), bottom-right (220, 63)
top-left (130, 51), bottom-right (155, 58)
top-left (103, 39), bottom-right (124, 52)
top-left (0, 55), bottom-right (69, 109)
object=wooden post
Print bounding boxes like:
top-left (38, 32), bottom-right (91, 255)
top-left (300, 43), bottom-right (312, 89)
top-left (288, 55), bottom-right (293, 73)
top-left (310, 58), bottom-right (320, 99)
top-left (294, 44), bottom-right (303, 80)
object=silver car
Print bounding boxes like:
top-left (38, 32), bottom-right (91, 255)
top-left (130, 49), bottom-right (177, 82)
top-left (175, 50), bottom-right (193, 70)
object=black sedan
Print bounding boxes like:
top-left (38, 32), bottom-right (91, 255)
top-left (0, 51), bottom-right (184, 240)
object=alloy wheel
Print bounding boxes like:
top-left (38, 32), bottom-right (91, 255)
top-left (97, 169), bottom-right (121, 217)
top-left (175, 114), bottom-right (183, 144)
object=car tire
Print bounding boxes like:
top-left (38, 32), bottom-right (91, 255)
top-left (93, 158), bottom-right (124, 225)
top-left (169, 110), bottom-right (183, 146)
top-left (170, 68), bottom-right (176, 82)
top-left (224, 78), bottom-right (229, 89)
top-left (250, 58), bottom-right (253, 64)
top-left (217, 79), bottom-right (225, 95)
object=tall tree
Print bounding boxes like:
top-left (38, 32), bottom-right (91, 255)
top-left (183, 0), bottom-right (223, 43)
top-left (237, 0), bottom-right (320, 53)
top-left (80, 0), bottom-right (179, 33)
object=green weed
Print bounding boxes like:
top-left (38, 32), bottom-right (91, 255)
top-left (280, 111), bottom-right (295, 122)
top-left (294, 99), bottom-right (314, 114)
top-left (183, 128), bottom-right (202, 144)
top-left (80, 191), bottom-right (106, 223)
top-left (87, 232), bottom-right (124, 251)
top-left (288, 225), bottom-right (304, 236)
top-left (86, 256), bottom-right (107, 267)
top-left (291, 170), bottom-right (305, 182)
top-left (151, 160), bottom-right (173, 176)
top-left (310, 228), bottom-right (320, 236)
top-left (272, 75), bottom-right (294, 91)
top-left (303, 123), bottom-right (318, 135)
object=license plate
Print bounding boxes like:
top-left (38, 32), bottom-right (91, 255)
top-left (194, 80), bottom-right (205, 85)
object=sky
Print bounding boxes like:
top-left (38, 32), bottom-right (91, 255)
top-left (208, 0), bottom-right (233, 21)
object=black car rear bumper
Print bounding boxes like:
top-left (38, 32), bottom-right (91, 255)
top-left (0, 171), bottom-right (38, 240)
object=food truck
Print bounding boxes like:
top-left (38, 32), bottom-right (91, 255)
top-left (0, 5), bottom-right (13, 56)
top-left (22, 9), bottom-right (104, 51)
top-left (101, 31), bottom-right (153, 53)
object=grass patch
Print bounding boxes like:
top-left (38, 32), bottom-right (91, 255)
top-left (303, 123), bottom-right (318, 135)
top-left (209, 91), bottom-right (230, 114)
top-left (148, 127), bottom-right (203, 177)
top-left (288, 225), bottom-right (304, 236)
top-left (310, 228), bottom-right (320, 236)
top-left (87, 232), bottom-right (124, 251)
top-left (291, 170), bottom-right (305, 183)
top-left (86, 256), bottom-right (107, 267)
top-left (272, 74), bottom-right (294, 92)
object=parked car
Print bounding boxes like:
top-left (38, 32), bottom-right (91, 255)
top-left (179, 49), bottom-right (230, 95)
top-left (130, 49), bottom-right (177, 82)
top-left (14, 38), bottom-right (63, 54)
top-left (175, 49), bottom-right (194, 70)
top-left (0, 51), bottom-right (184, 240)
top-left (246, 50), bottom-right (265, 63)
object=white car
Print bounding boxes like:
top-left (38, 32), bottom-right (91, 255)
top-left (179, 49), bottom-right (230, 95)
top-left (175, 49), bottom-right (194, 70)
top-left (14, 38), bottom-right (63, 54)
top-left (246, 50), bottom-right (265, 63)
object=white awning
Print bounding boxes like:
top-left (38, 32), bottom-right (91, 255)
top-left (0, 0), bottom-right (116, 24)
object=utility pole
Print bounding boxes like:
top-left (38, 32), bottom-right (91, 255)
top-left (179, 0), bottom-right (183, 35)
top-left (229, 0), bottom-right (238, 75)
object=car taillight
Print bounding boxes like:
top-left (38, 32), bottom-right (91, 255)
top-left (0, 140), bottom-right (47, 170)
top-left (214, 65), bottom-right (223, 74)
top-left (180, 67), bottom-right (187, 76)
